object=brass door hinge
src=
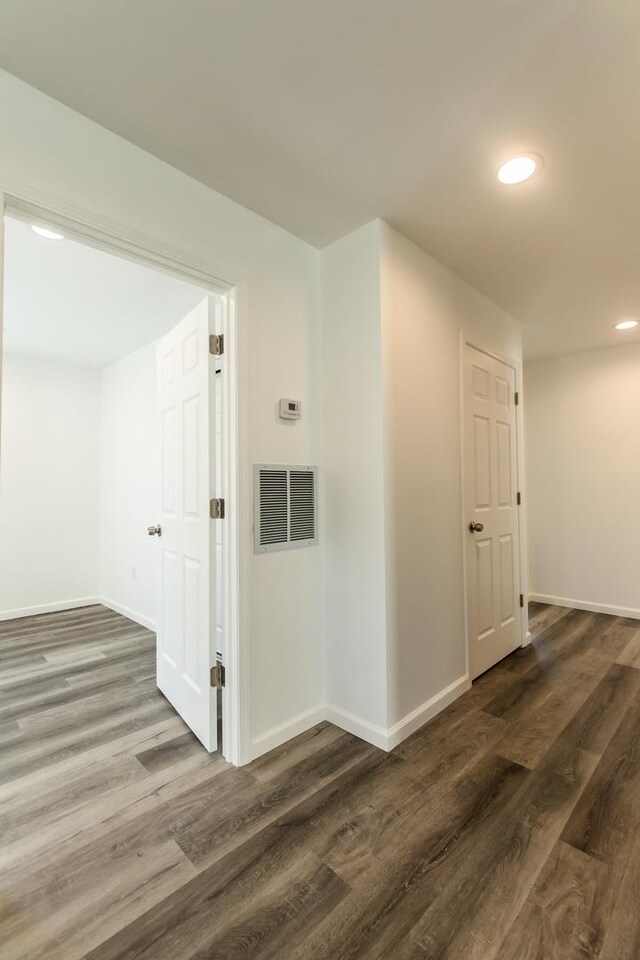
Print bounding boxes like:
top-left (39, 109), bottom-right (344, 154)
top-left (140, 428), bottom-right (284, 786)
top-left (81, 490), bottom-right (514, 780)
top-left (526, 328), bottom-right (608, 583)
top-left (210, 498), bottom-right (225, 519)
top-left (210, 662), bottom-right (226, 688)
top-left (209, 334), bottom-right (224, 356)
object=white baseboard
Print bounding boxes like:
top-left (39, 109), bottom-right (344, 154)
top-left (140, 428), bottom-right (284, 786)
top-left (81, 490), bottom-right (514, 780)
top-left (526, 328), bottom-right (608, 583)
top-left (326, 673), bottom-right (471, 752)
top-left (250, 703), bottom-right (326, 762)
top-left (98, 597), bottom-right (156, 631)
top-left (385, 674), bottom-right (471, 750)
top-left (0, 596), bottom-right (101, 622)
top-left (324, 703), bottom-right (389, 751)
top-left (529, 593), bottom-right (640, 622)
top-left (0, 596), bottom-right (157, 630)
top-left (252, 674), bottom-right (472, 761)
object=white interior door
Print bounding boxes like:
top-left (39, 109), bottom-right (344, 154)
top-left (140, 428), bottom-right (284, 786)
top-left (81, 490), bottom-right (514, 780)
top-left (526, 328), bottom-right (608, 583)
top-left (464, 344), bottom-right (521, 679)
top-left (154, 297), bottom-right (217, 750)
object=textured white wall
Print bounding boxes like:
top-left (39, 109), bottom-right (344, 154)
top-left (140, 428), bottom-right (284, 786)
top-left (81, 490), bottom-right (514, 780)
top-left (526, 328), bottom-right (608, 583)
top-left (0, 354), bottom-right (101, 617)
top-left (526, 343), bottom-right (640, 617)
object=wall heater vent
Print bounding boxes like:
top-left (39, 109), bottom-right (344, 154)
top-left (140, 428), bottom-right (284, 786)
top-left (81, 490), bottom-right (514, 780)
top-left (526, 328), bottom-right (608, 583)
top-left (254, 464), bottom-right (317, 553)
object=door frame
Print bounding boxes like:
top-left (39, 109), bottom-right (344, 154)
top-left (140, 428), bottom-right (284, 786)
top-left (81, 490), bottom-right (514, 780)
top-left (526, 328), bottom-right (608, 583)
top-left (0, 179), bottom-right (250, 766)
top-left (459, 336), bottom-right (530, 683)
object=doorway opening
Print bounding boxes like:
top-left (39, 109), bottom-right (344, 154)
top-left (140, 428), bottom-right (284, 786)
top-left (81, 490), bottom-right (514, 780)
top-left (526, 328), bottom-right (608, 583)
top-left (0, 204), bottom-right (240, 762)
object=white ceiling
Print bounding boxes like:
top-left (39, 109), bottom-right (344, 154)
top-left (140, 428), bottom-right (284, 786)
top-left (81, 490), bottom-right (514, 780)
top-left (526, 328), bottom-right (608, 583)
top-left (2, 217), bottom-right (209, 367)
top-left (1, 1), bottom-right (640, 358)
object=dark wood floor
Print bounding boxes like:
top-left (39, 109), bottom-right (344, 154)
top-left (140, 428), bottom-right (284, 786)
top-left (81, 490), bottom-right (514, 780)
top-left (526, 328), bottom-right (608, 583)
top-left (1, 603), bottom-right (640, 958)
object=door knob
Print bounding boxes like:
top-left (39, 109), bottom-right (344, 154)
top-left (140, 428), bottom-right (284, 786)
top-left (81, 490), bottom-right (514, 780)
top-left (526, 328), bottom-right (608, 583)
top-left (468, 521), bottom-right (484, 533)
top-left (148, 525), bottom-right (162, 537)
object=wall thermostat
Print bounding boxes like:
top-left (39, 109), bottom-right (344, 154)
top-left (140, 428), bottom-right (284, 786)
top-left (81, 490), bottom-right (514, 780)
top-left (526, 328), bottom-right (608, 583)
top-left (279, 398), bottom-right (301, 420)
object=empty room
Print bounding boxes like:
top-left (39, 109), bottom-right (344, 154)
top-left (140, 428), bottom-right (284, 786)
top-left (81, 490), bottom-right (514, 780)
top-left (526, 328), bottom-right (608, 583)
top-left (0, 3), bottom-right (639, 958)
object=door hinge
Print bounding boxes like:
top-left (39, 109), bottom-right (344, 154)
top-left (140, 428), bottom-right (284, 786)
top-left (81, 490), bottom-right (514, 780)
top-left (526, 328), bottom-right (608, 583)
top-left (517, 491), bottom-right (522, 506)
top-left (209, 334), bottom-right (224, 357)
top-left (514, 391), bottom-right (519, 406)
top-left (520, 593), bottom-right (524, 608)
top-left (210, 662), bottom-right (226, 688)
top-left (210, 498), bottom-right (225, 519)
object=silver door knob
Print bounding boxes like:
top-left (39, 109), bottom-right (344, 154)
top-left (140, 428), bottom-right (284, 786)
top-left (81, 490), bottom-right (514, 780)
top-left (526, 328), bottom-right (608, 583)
top-left (148, 525), bottom-right (162, 537)
top-left (468, 521), bottom-right (484, 533)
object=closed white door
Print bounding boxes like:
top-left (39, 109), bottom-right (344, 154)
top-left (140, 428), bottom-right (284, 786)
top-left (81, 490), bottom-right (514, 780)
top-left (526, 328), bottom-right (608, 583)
top-left (464, 344), bottom-right (521, 679)
top-left (154, 297), bottom-right (217, 751)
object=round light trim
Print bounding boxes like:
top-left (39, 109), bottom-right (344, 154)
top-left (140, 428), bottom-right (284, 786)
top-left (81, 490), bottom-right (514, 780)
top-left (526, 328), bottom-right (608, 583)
top-left (614, 319), bottom-right (639, 331)
top-left (31, 224), bottom-right (64, 240)
top-left (497, 154), bottom-right (541, 185)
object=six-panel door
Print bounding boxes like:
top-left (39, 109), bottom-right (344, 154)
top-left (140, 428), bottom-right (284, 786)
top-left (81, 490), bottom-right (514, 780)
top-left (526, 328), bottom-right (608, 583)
top-left (464, 345), bottom-right (521, 679)
top-left (156, 297), bottom-right (217, 751)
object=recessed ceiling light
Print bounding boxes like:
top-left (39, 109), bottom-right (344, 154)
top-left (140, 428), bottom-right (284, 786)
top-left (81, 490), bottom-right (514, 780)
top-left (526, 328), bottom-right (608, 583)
top-left (31, 224), bottom-right (64, 240)
top-left (497, 154), bottom-right (542, 185)
top-left (614, 319), bottom-right (639, 330)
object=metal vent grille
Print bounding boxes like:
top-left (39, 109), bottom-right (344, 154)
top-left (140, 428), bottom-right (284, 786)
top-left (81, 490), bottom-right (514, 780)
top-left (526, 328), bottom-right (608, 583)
top-left (254, 464), bottom-right (317, 553)
top-left (258, 469), bottom-right (288, 546)
top-left (289, 470), bottom-right (315, 541)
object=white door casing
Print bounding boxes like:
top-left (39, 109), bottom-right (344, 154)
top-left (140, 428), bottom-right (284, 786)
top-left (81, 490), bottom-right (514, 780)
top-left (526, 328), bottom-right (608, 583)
top-left (156, 297), bottom-right (217, 750)
top-left (464, 344), bottom-right (521, 680)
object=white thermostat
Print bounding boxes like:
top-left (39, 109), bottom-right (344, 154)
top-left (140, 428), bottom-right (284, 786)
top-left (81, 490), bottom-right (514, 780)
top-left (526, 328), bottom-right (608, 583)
top-left (279, 398), bottom-right (301, 420)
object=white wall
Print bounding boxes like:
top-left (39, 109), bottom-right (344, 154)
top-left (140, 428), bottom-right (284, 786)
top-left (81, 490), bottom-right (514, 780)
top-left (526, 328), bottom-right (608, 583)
top-left (0, 354), bottom-right (101, 617)
top-left (321, 221), bottom-right (524, 747)
top-left (320, 221), bottom-right (389, 734)
top-left (380, 223), bottom-right (524, 730)
top-left (100, 341), bottom-right (158, 629)
top-left (0, 69), bottom-right (322, 760)
top-left (1, 338), bottom-right (176, 632)
top-left (380, 225), bottom-right (466, 727)
top-left (526, 343), bottom-right (640, 618)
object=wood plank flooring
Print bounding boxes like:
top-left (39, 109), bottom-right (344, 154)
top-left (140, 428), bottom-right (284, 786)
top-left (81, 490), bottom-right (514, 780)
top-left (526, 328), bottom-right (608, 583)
top-left (1, 602), bottom-right (640, 958)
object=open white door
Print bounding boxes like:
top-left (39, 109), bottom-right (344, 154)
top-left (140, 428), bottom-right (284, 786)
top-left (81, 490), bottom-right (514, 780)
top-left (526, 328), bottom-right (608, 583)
top-left (154, 297), bottom-right (218, 751)
top-left (464, 344), bottom-right (521, 680)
